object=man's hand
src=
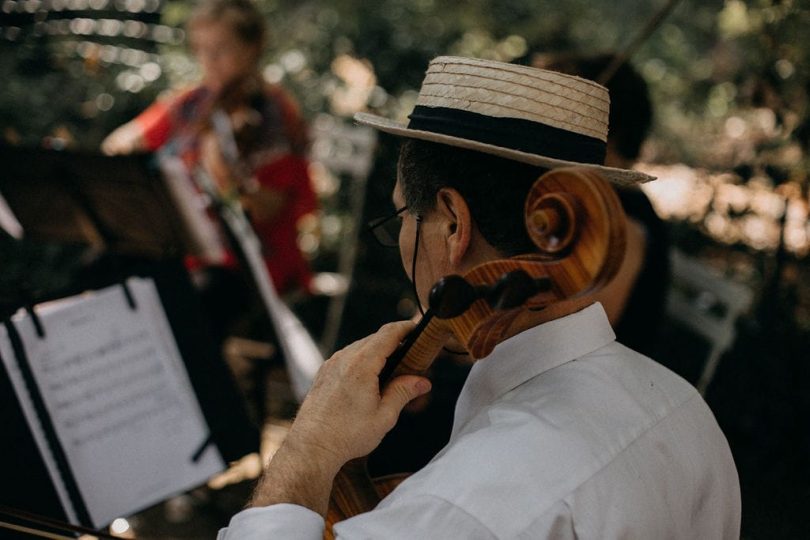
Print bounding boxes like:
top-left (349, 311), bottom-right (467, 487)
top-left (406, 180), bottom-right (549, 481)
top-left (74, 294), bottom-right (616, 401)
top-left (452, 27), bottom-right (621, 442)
top-left (249, 321), bottom-right (432, 515)
top-left (292, 321), bottom-right (433, 465)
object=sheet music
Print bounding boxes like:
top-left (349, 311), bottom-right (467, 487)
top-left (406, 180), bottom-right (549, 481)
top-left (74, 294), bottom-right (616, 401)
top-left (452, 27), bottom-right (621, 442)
top-left (3, 278), bottom-right (223, 528)
top-left (159, 156), bottom-right (229, 265)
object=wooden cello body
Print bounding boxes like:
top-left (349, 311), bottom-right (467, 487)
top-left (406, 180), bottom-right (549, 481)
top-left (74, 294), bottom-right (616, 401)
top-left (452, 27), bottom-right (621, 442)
top-left (325, 166), bottom-right (626, 538)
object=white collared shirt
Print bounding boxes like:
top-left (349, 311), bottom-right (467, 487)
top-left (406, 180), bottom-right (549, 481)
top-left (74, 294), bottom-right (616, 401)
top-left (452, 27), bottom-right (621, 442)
top-left (219, 303), bottom-right (741, 539)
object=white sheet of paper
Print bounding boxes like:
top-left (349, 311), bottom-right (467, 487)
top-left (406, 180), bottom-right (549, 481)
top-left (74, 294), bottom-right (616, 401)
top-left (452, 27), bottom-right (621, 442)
top-left (4, 278), bottom-right (224, 527)
top-left (159, 156), bottom-right (229, 265)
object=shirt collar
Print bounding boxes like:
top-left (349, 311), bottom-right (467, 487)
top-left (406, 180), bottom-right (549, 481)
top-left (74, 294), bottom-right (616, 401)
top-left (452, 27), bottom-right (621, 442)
top-left (451, 303), bottom-right (616, 437)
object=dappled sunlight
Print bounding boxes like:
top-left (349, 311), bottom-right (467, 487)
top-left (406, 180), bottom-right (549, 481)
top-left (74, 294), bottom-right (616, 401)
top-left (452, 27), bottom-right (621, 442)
top-left (640, 162), bottom-right (809, 256)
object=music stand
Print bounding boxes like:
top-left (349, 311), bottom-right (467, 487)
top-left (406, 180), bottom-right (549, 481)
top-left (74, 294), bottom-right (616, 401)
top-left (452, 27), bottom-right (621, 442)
top-left (0, 146), bottom-right (259, 537)
top-left (0, 146), bottom-right (190, 259)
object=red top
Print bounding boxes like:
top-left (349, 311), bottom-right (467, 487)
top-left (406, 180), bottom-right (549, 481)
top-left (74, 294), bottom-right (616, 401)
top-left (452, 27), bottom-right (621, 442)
top-left (252, 154), bottom-right (317, 293)
top-left (134, 84), bottom-right (317, 293)
top-left (135, 94), bottom-right (174, 151)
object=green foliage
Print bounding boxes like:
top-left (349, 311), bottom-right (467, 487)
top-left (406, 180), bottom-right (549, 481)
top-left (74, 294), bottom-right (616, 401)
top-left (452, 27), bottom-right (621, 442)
top-left (2, 0), bottom-right (809, 263)
top-left (2, 0), bottom-right (808, 166)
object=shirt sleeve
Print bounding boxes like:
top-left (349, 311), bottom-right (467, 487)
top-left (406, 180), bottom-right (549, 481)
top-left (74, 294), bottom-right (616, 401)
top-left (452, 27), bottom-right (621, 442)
top-left (133, 98), bottom-right (174, 151)
top-left (334, 494), bottom-right (497, 540)
top-left (217, 504), bottom-right (324, 540)
top-left (215, 495), bottom-right (497, 540)
top-left (133, 87), bottom-right (200, 151)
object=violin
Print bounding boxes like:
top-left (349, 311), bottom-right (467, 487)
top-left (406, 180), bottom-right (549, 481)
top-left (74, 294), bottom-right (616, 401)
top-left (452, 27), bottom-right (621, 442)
top-left (325, 166), bottom-right (626, 538)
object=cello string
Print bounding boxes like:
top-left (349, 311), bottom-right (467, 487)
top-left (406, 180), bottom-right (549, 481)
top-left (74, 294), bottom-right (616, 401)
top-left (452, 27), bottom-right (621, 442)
top-left (0, 520), bottom-right (79, 540)
top-left (0, 506), bottom-right (118, 540)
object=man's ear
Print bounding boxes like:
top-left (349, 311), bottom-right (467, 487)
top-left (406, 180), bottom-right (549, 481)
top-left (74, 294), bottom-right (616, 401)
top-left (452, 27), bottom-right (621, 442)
top-left (435, 188), bottom-right (472, 267)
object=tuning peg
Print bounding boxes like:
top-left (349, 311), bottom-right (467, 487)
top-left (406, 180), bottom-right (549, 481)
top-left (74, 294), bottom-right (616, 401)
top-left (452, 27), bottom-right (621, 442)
top-left (428, 275), bottom-right (480, 319)
top-left (487, 270), bottom-right (551, 310)
top-left (429, 271), bottom-right (552, 319)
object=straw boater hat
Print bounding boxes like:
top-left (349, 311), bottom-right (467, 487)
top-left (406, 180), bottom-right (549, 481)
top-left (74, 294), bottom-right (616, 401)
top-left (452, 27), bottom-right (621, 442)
top-left (355, 56), bottom-right (655, 185)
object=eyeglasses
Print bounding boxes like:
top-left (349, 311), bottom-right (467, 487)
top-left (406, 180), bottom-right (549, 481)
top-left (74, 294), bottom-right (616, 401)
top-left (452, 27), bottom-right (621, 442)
top-left (367, 206), bottom-right (408, 248)
top-left (368, 206), bottom-right (429, 317)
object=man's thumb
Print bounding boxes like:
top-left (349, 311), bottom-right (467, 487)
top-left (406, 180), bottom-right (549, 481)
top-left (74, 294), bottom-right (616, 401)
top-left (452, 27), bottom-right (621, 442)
top-left (381, 376), bottom-right (432, 414)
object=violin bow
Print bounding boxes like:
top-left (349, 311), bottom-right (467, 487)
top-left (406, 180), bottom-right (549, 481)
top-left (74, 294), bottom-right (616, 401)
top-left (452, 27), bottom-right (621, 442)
top-left (596, 0), bottom-right (685, 85)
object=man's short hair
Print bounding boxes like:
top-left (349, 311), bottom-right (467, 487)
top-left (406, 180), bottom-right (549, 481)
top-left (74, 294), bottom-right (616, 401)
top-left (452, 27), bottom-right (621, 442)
top-left (398, 139), bottom-right (547, 257)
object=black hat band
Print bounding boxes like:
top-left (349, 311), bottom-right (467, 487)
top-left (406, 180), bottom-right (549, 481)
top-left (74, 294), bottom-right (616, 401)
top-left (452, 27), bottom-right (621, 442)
top-left (407, 105), bottom-right (606, 165)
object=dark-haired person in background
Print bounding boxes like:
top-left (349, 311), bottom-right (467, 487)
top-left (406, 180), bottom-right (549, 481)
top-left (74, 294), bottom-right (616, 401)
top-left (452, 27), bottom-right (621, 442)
top-left (532, 53), bottom-right (671, 357)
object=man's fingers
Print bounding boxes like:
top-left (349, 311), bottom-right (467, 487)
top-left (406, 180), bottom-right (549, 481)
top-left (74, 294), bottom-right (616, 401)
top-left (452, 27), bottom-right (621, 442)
top-left (376, 321), bottom-right (417, 346)
top-left (367, 321), bottom-right (417, 374)
top-left (334, 321), bottom-right (415, 375)
top-left (337, 321), bottom-right (414, 355)
top-left (378, 375), bottom-right (432, 429)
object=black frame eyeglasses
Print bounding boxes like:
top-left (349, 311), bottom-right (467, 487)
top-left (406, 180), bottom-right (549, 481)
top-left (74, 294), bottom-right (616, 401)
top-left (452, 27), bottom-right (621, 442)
top-left (368, 206), bottom-right (431, 318)
top-left (367, 206), bottom-right (408, 248)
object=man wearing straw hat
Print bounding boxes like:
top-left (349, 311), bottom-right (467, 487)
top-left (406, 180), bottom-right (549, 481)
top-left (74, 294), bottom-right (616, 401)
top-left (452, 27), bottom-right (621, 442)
top-left (219, 57), bottom-right (740, 539)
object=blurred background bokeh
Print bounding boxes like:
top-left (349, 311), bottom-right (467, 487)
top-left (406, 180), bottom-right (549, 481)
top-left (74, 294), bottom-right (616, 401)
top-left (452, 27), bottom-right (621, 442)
top-left (1, 0), bottom-right (809, 538)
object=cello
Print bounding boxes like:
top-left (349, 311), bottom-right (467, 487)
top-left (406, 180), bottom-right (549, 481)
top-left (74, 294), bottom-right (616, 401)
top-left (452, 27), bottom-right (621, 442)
top-left (325, 165), bottom-right (627, 537)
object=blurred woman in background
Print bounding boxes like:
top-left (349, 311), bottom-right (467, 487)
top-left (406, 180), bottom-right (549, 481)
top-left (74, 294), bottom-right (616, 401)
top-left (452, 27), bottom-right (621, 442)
top-left (102, 0), bottom-right (317, 297)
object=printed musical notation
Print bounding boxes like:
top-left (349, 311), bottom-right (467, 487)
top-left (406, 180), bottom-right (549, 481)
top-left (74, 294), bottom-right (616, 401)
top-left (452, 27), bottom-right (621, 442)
top-left (41, 330), bottom-right (178, 447)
